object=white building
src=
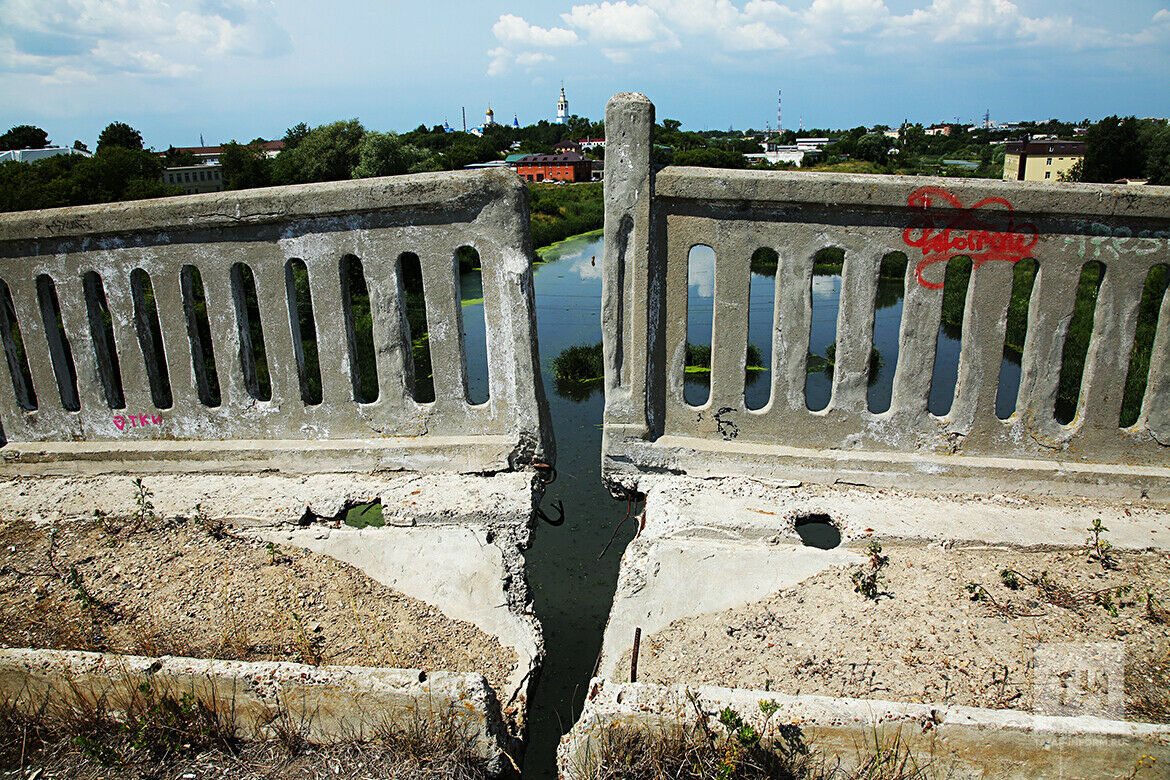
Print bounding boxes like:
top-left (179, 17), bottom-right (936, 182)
top-left (0, 146), bottom-right (91, 163)
top-left (556, 86), bottom-right (568, 125)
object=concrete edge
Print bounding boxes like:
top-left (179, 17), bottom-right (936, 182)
top-left (655, 166), bottom-right (1170, 221)
top-left (0, 168), bottom-right (523, 242)
top-left (558, 679), bottom-right (1170, 780)
top-left (0, 436), bottom-right (519, 476)
top-left (0, 647), bottom-right (514, 774)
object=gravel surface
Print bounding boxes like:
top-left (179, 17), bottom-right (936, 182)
top-left (0, 515), bottom-right (516, 695)
top-left (630, 543), bottom-right (1170, 722)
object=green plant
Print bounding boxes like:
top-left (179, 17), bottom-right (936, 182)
top-left (852, 541), bottom-right (888, 600)
top-left (1086, 519), bottom-right (1117, 569)
top-left (1000, 569), bottom-right (1022, 590)
top-left (131, 477), bottom-right (155, 533)
top-left (192, 503), bottom-right (226, 540)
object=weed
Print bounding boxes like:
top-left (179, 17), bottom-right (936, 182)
top-left (291, 612), bottom-right (323, 666)
top-left (1146, 591), bottom-right (1169, 624)
top-left (999, 569), bottom-right (1022, 590)
top-left (193, 503), bottom-right (227, 540)
top-left (852, 541), bottom-right (888, 600)
top-left (131, 477), bottom-right (156, 533)
top-left (64, 566), bottom-right (102, 615)
top-left (1086, 518), bottom-right (1117, 569)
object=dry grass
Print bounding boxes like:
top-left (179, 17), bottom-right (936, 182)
top-left (0, 680), bottom-right (493, 780)
top-left (569, 695), bottom-right (938, 780)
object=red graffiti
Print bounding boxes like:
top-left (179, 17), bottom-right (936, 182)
top-left (902, 186), bottom-right (1038, 289)
top-left (113, 414), bottom-right (162, 431)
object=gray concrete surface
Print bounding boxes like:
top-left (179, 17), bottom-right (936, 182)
top-left (559, 680), bottom-right (1170, 780)
top-left (0, 168), bottom-right (552, 474)
top-left (0, 648), bottom-right (512, 772)
top-left (601, 93), bottom-right (1170, 502)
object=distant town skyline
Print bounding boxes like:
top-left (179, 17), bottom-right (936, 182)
top-left (2, 0), bottom-right (1168, 151)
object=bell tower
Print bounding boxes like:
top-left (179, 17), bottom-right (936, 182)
top-left (556, 84), bottom-right (568, 125)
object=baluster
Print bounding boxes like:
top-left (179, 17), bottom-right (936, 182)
top-left (1014, 253), bottom-right (1082, 432)
top-left (419, 246), bottom-right (465, 414)
top-left (708, 238), bottom-right (750, 411)
top-left (1077, 264), bottom-right (1146, 436)
top-left (949, 261), bottom-right (1014, 430)
top-left (831, 243), bottom-right (880, 414)
top-left (888, 260), bottom-right (944, 418)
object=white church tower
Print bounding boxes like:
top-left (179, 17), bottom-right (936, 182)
top-left (555, 85), bottom-right (568, 125)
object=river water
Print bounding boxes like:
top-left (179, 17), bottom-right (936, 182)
top-left (456, 233), bottom-right (1025, 778)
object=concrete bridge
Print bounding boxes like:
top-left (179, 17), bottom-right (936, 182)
top-left (0, 92), bottom-right (1168, 778)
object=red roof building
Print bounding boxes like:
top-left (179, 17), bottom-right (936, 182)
top-left (514, 152), bottom-right (591, 183)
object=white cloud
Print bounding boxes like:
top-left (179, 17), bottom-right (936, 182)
top-left (485, 1), bottom-right (1169, 76)
top-left (561, 2), bottom-right (679, 47)
top-left (0, 0), bottom-right (291, 80)
top-left (493, 14), bottom-right (579, 47)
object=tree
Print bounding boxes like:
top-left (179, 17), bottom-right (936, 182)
top-left (1145, 124), bottom-right (1170, 185)
top-left (96, 122), bottom-right (144, 153)
top-left (0, 125), bottom-right (49, 150)
top-left (855, 133), bottom-right (890, 165)
top-left (1082, 116), bottom-right (1143, 183)
top-left (270, 119), bottom-right (364, 185)
top-left (282, 123), bottom-right (309, 151)
top-left (352, 131), bottom-right (432, 178)
top-left (219, 141), bottom-right (272, 189)
top-left (162, 145), bottom-right (196, 167)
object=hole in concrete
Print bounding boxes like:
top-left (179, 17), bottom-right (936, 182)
top-left (996, 258), bottom-right (1037, 420)
top-left (867, 252), bottom-right (908, 414)
top-left (485, 530), bottom-right (496, 544)
top-left (929, 256), bottom-right (971, 417)
top-left (399, 252), bottom-right (434, 403)
top-left (417, 671), bottom-right (427, 683)
top-left (806, 247), bottom-right (843, 412)
top-left (180, 265), bottom-right (220, 408)
top-left (130, 268), bottom-right (173, 409)
top-left (0, 279), bottom-right (36, 410)
top-left (343, 500), bottom-right (384, 528)
top-left (341, 254), bottom-right (378, 403)
top-left (285, 259), bottom-right (322, 405)
top-left (794, 514), bottom-right (841, 549)
top-left (1120, 263), bottom-right (1167, 428)
top-left (230, 262), bottom-right (271, 402)
top-left (36, 274), bottom-right (79, 411)
top-left (1056, 260), bottom-right (1105, 425)
top-left (457, 246), bottom-right (490, 406)
top-left (83, 271), bottom-right (125, 409)
top-left (684, 243), bottom-right (714, 408)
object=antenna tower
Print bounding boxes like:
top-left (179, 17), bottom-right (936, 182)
top-left (983, 109), bottom-right (991, 129)
top-left (777, 88), bottom-right (782, 132)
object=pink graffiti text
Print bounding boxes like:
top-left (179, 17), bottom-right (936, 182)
top-left (113, 414), bottom-right (163, 431)
top-left (902, 186), bottom-right (1038, 289)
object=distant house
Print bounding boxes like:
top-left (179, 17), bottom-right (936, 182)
top-left (1003, 140), bottom-right (1085, 182)
top-left (578, 138), bottom-right (605, 151)
top-left (0, 146), bottom-right (91, 163)
top-left (164, 141), bottom-right (285, 166)
top-left (514, 152), bottom-right (591, 183)
top-left (161, 164), bottom-right (224, 194)
top-left (553, 139), bottom-right (582, 154)
top-left (924, 125), bottom-right (952, 137)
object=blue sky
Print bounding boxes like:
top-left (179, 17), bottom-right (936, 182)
top-left (2, 0), bottom-right (1168, 150)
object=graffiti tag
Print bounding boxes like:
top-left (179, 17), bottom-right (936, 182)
top-left (113, 414), bottom-right (162, 431)
top-left (902, 186), bottom-right (1038, 289)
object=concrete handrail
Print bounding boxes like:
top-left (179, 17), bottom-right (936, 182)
top-left (601, 92), bottom-right (1170, 500)
top-left (0, 168), bottom-right (553, 474)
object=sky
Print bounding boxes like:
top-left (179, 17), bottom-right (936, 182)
top-left (1, 0), bottom-right (1168, 150)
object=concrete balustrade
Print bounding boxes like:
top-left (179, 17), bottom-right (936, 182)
top-left (601, 92), bottom-right (1170, 501)
top-left (0, 168), bottom-right (552, 474)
